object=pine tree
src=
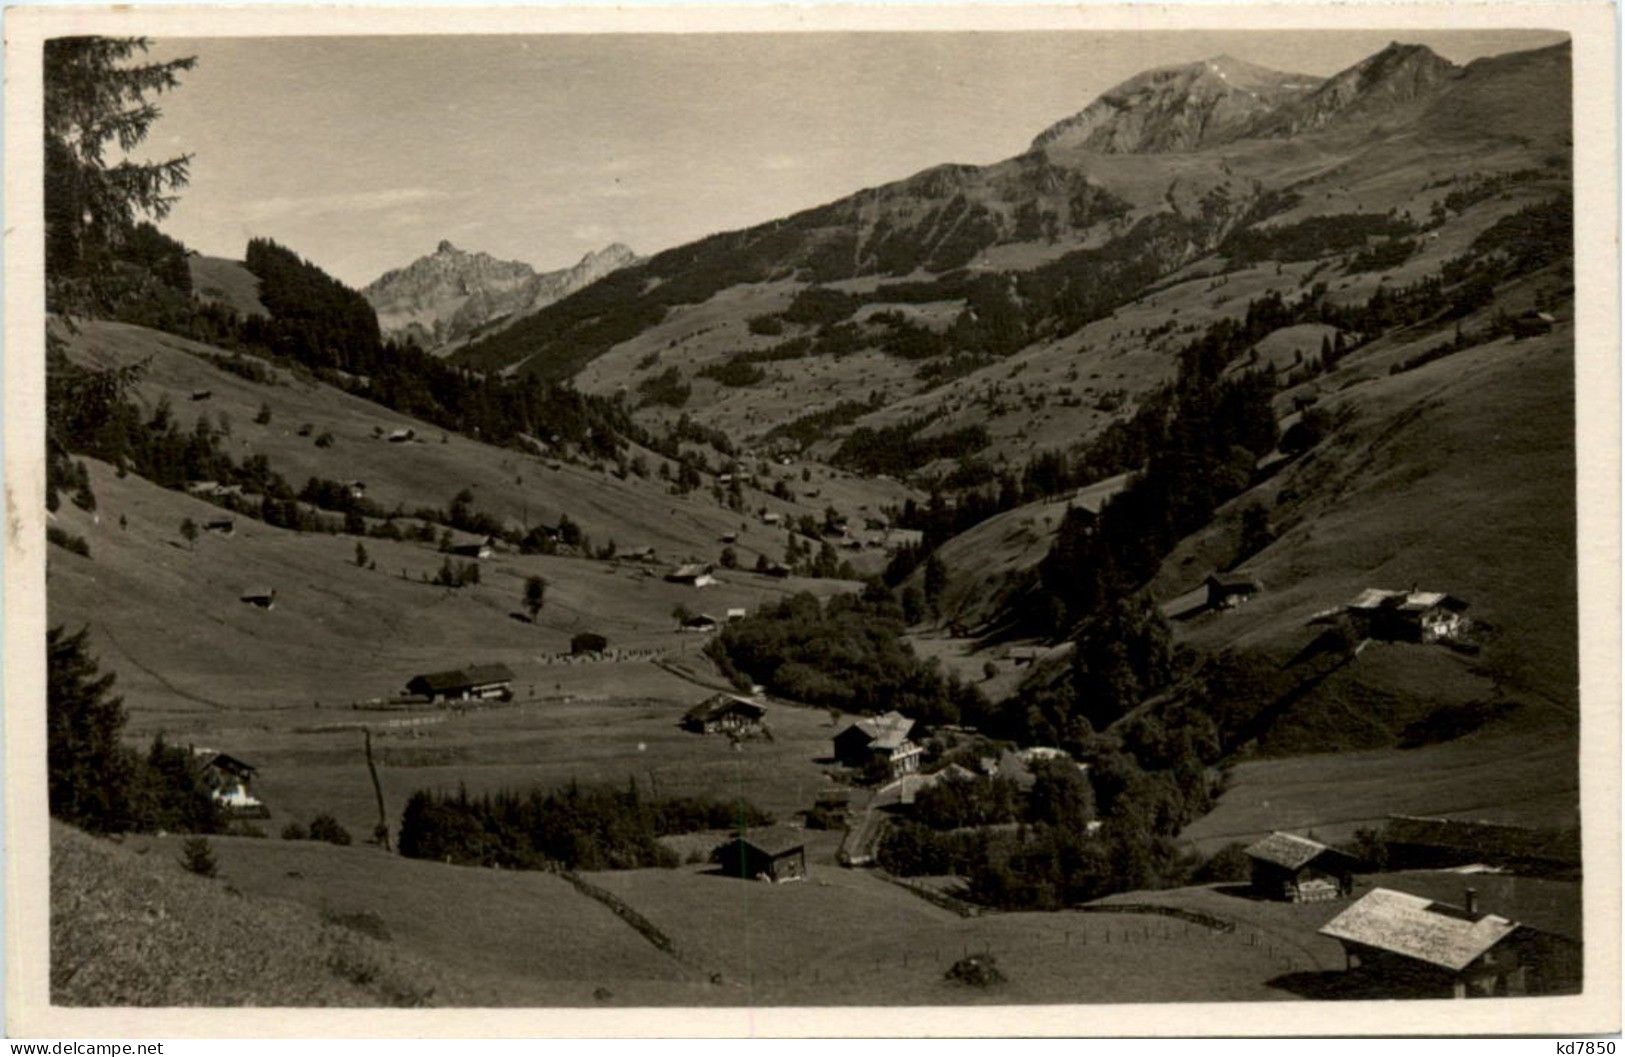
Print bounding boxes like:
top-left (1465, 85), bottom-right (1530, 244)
top-left (48, 626), bottom-right (139, 832)
top-left (44, 37), bottom-right (196, 313)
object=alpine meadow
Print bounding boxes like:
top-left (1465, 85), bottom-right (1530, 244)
top-left (34, 26), bottom-right (1594, 1014)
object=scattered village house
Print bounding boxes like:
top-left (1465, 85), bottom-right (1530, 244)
top-left (679, 613), bottom-right (719, 633)
top-left (1244, 831), bottom-right (1357, 902)
top-left (725, 607), bottom-right (748, 622)
top-left (204, 517), bottom-right (235, 536)
top-left (681, 694), bottom-right (766, 735)
top-left (665, 563), bottom-right (717, 587)
top-left (1205, 572), bottom-right (1262, 610)
top-left (1319, 886), bottom-right (1581, 997)
top-left (448, 535), bottom-right (496, 559)
top-left (386, 427), bottom-right (416, 443)
top-left (404, 663), bottom-right (515, 703)
top-left (193, 750), bottom-right (267, 817)
top-left (834, 710), bottom-right (924, 778)
top-left (712, 828), bottom-right (807, 883)
top-left (1345, 588), bottom-right (1469, 643)
top-left (239, 587), bottom-right (276, 610)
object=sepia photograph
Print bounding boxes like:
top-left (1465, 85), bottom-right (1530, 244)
top-left (4, 2), bottom-right (1618, 1038)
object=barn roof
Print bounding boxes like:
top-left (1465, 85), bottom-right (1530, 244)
top-left (667, 563), bottom-right (712, 579)
top-left (722, 826), bottom-right (805, 858)
top-left (840, 710), bottom-right (916, 749)
top-left (1206, 572), bottom-right (1262, 592)
top-left (1319, 888), bottom-right (1520, 972)
top-left (200, 752), bottom-right (257, 777)
top-left (684, 694), bottom-right (765, 723)
top-left (409, 663), bottom-right (514, 692)
top-left (1245, 831), bottom-right (1346, 871)
top-left (1348, 589), bottom-right (1468, 613)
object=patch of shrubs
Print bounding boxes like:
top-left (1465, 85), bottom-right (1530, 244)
top-left (282, 814), bottom-right (353, 845)
top-left (47, 525), bottom-right (91, 557)
top-left (397, 781), bottom-right (771, 871)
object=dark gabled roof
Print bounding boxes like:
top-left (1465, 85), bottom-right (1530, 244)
top-left (202, 752), bottom-right (257, 778)
top-left (409, 663), bottom-right (515, 692)
top-left (838, 710), bottom-right (916, 747)
top-left (667, 563), bottom-right (713, 579)
top-left (720, 826), bottom-right (805, 858)
top-left (1319, 888), bottom-right (1520, 972)
top-left (1245, 831), bottom-right (1350, 871)
top-left (1206, 572), bottom-right (1262, 592)
top-left (684, 694), bottom-right (765, 723)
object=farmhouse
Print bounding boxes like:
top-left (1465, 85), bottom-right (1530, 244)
top-left (239, 587), bottom-right (276, 610)
top-left (682, 694), bottom-right (766, 735)
top-left (1319, 887), bottom-right (1580, 997)
top-left (194, 750), bottom-right (266, 817)
top-left (712, 828), bottom-right (807, 883)
top-left (1244, 831), bottom-right (1357, 902)
top-left (405, 663), bottom-right (515, 702)
top-left (760, 512), bottom-right (784, 526)
top-left (762, 562), bottom-right (791, 579)
top-left (448, 536), bottom-right (495, 559)
top-left (726, 607), bottom-right (748, 622)
top-left (204, 517), bottom-right (235, 536)
top-left (1205, 572), bottom-right (1262, 610)
top-left (679, 613), bottom-right (719, 633)
top-left (346, 480), bottom-right (367, 500)
top-left (1346, 588), bottom-right (1470, 643)
top-left (834, 711), bottom-right (923, 778)
top-left (386, 428), bottom-right (416, 443)
top-left (665, 563), bottom-right (717, 587)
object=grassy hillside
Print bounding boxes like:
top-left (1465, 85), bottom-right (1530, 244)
top-left (51, 821), bottom-right (469, 1006)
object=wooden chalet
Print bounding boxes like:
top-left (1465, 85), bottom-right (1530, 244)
top-left (239, 587), bottom-right (277, 610)
top-left (1345, 588), bottom-right (1469, 643)
top-left (678, 613), bottom-right (719, 633)
top-left (712, 827), bottom-right (807, 883)
top-left (448, 536), bottom-right (495, 559)
top-left (405, 663), bottom-right (515, 702)
top-left (1244, 831), bottom-right (1357, 902)
top-left (682, 694), bottom-right (766, 735)
top-left (1319, 887), bottom-right (1581, 997)
top-left (204, 517), bottom-right (235, 536)
top-left (1205, 572), bottom-right (1262, 610)
top-left (665, 563), bottom-right (717, 587)
top-left (834, 711), bottom-right (923, 778)
top-left (194, 750), bottom-right (267, 817)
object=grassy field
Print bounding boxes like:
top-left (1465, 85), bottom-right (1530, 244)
top-left (52, 822), bottom-right (472, 1006)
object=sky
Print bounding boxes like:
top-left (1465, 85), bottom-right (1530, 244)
top-left (138, 30), bottom-right (1567, 287)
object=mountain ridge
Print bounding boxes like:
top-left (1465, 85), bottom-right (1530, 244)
top-left (363, 240), bottom-right (638, 351)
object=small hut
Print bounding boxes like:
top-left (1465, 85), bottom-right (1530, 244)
top-left (712, 828), bottom-right (807, 883)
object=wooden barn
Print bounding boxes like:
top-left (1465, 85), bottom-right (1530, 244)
top-left (712, 828), bottom-right (807, 883)
top-left (682, 694), bottom-right (765, 735)
top-left (239, 587), bottom-right (277, 610)
top-left (194, 750), bottom-right (267, 818)
top-left (448, 536), bottom-right (495, 559)
top-left (1345, 588), bottom-right (1470, 643)
top-left (1205, 572), bottom-right (1262, 610)
top-left (204, 517), bottom-right (235, 536)
top-left (665, 563), bottom-right (717, 587)
top-left (834, 711), bottom-right (923, 778)
top-left (678, 613), bottom-right (719, 633)
top-left (405, 663), bottom-right (515, 703)
top-left (1319, 886), bottom-right (1581, 997)
top-left (1244, 831), bottom-right (1357, 902)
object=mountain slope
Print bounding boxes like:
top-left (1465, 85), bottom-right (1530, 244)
top-left (1246, 43), bottom-right (1461, 139)
top-left (363, 241), bottom-right (637, 351)
top-left (1030, 55), bottom-right (1323, 155)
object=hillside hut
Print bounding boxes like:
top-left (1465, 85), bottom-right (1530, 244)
top-left (239, 587), bottom-right (277, 610)
top-left (762, 562), bottom-right (791, 579)
top-left (1319, 887), bottom-right (1580, 997)
top-left (405, 663), bottom-right (514, 703)
top-left (194, 750), bottom-right (267, 817)
top-left (726, 607), bottom-right (748, 622)
top-left (834, 711), bottom-right (923, 778)
top-left (1346, 589), bottom-right (1469, 643)
top-left (665, 563), bottom-right (717, 587)
top-left (1244, 831), bottom-right (1357, 902)
top-left (386, 428), bottom-right (416, 443)
top-left (682, 694), bottom-right (766, 735)
top-left (204, 517), bottom-right (235, 536)
top-left (679, 613), bottom-right (719, 633)
top-left (448, 536), bottom-right (495, 559)
top-left (760, 512), bottom-right (784, 527)
top-left (190, 389), bottom-right (212, 401)
top-left (1205, 572), bottom-right (1262, 610)
top-left (712, 828), bottom-right (807, 883)
top-left (1510, 310), bottom-right (1556, 338)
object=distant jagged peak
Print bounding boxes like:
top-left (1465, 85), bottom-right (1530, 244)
top-left (436, 239), bottom-right (460, 255)
top-left (1246, 40), bottom-right (1461, 139)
